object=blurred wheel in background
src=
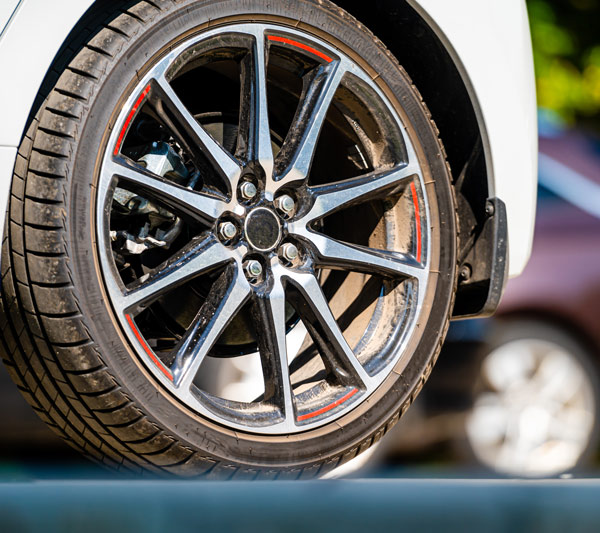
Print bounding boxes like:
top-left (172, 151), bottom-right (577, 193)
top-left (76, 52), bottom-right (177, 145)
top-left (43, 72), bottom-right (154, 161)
top-left (465, 320), bottom-right (599, 477)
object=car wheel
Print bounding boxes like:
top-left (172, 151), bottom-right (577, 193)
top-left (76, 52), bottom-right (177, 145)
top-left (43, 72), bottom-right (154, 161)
top-left (465, 319), bottom-right (599, 477)
top-left (0, 0), bottom-right (457, 476)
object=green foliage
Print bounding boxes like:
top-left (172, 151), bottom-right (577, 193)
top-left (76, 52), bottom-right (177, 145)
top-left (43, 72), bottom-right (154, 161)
top-left (528, 0), bottom-right (600, 127)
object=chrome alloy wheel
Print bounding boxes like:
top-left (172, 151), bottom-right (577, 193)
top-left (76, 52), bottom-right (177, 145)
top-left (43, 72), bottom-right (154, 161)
top-left (96, 23), bottom-right (431, 435)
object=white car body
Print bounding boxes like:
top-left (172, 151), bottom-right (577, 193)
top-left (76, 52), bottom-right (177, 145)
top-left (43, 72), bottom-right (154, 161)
top-left (0, 0), bottom-right (537, 277)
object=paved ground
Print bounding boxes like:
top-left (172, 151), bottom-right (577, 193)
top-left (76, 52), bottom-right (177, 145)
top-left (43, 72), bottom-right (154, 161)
top-left (0, 477), bottom-right (599, 532)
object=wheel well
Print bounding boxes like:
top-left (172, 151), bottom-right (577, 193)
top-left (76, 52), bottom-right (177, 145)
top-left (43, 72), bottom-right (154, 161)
top-left (339, 1), bottom-right (484, 187)
top-left (339, 0), bottom-right (496, 317)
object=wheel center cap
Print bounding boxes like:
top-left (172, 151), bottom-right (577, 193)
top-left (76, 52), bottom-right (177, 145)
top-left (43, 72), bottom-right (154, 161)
top-left (244, 208), bottom-right (282, 252)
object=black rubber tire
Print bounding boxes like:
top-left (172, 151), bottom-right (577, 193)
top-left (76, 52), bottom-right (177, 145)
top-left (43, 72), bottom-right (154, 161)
top-left (0, 0), bottom-right (457, 477)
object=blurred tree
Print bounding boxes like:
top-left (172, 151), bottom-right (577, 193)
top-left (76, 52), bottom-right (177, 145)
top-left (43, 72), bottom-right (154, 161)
top-left (528, 0), bottom-right (600, 130)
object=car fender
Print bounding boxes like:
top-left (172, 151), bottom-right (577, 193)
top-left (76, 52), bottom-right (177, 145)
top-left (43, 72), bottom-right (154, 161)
top-left (408, 0), bottom-right (538, 277)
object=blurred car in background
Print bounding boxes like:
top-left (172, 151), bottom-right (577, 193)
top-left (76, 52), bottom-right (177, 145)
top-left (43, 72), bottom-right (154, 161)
top-left (373, 116), bottom-right (600, 478)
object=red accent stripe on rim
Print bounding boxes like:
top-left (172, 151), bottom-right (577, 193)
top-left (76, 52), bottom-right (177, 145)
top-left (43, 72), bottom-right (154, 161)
top-left (267, 35), bottom-right (333, 63)
top-left (410, 182), bottom-right (422, 263)
top-left (113, 84), bottom-right (151, 156)
top-left (297, 388), bottom-right (358, 422)
top-left (125, 313), bottom-right (173, 381)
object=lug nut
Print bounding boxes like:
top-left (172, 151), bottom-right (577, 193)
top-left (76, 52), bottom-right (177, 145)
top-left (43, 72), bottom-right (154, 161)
top-left (275, 194), bottom-right (295, 216)
top-left (280, 243), bottom-right (299, 263)
top-left (240, 181), bottom-right (258, 200)
top-left (218, 221), bottom-right (237, 241)
top-left (244, 260), bottom-right (263, 280)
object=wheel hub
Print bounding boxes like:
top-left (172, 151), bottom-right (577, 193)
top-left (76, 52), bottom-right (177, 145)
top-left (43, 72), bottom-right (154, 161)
top-left (244, 207), bottom-right (282, 252)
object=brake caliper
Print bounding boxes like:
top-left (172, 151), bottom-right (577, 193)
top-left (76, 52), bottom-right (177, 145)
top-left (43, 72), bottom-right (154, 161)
top-left (111, 141), bottom-right (199, 255)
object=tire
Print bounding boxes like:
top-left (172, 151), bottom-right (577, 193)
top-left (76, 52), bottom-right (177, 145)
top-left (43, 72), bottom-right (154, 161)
top-left (0, 0), bottom-right (457, 477)
top-left (464, 319), bottom-right (600, 477)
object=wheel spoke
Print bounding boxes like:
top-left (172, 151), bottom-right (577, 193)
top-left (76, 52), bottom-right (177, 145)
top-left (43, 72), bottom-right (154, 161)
top-left (107, 157), bottom-right (225, 224)
top-left (252, 275), bottom-right (295, 423)
top-left (288, 271), bottom-right (371, 389)
top-left (116, 235), bottom-right (231, 315)
top-left (269, 60), bottom-right (346, 191)
top-left (306, 233), bottom-right (427, 281)
top-left (532, 351), bottom-right (584, 404)
top-left (303, 163), bottom-right (418, 222)
top-left (151, 74), bottom-right (242, 191)
top-left (237, 31), bottom-right (274, 178)
top-left (172, 266), bottom-right (251, 389)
